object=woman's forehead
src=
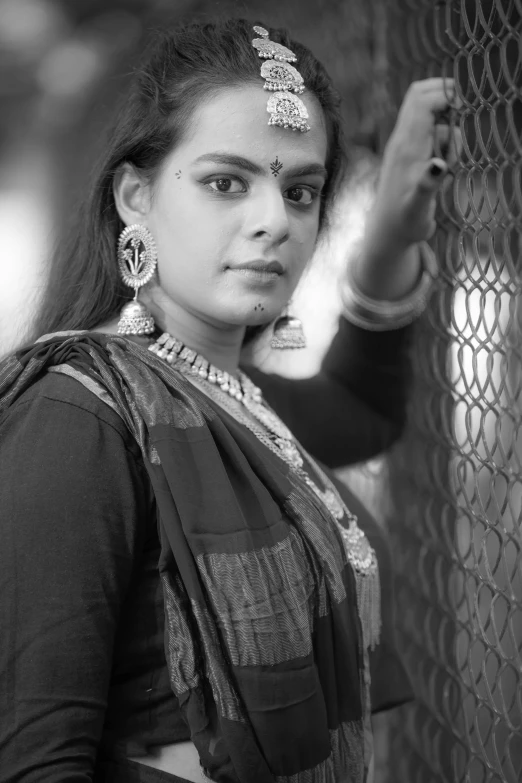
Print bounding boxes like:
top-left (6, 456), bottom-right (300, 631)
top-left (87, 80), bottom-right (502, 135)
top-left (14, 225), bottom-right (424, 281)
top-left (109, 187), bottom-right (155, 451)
top-left (181, 85), bottom-right (328, 165)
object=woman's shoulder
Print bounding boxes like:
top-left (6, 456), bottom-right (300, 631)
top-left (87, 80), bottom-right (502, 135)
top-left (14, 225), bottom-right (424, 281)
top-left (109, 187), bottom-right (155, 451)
top-left (1, 367), bottom-right (139, 457)
top-left (0, 362), bottom-right (153, 519)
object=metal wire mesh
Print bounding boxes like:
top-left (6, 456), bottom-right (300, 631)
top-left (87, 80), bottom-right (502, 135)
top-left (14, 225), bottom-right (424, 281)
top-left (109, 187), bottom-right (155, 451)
top-left (376, 1), bottom-right (522, 781)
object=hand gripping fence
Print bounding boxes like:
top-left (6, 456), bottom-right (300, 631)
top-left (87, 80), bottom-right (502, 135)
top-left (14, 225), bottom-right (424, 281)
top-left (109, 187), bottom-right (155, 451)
top-left (360, 1), bottom-right (522, 781)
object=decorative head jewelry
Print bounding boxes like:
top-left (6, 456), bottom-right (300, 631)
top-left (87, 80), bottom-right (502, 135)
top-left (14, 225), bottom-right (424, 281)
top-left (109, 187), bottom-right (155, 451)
top-left (251, 25), bottom-right (310, 133)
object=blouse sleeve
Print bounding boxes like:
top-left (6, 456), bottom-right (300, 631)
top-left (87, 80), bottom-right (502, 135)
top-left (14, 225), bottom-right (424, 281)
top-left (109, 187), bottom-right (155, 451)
top-left (0, 374), bottom-right (151, 782)
top-left (247, 318), bottom-right (414, 469)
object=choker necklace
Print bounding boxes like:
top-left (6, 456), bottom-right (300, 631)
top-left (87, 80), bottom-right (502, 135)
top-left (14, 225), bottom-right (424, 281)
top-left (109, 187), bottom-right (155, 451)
top-left (149, 331), bottom-right (302, 463)
top-left (149, 331), bottom-right (257, 400)
top-left (148, 330), bottom-right (381, 650)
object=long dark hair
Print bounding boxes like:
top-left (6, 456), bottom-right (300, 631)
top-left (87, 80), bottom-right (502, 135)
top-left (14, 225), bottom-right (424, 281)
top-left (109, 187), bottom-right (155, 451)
top-left (30, 17), bottom-right (347, 342)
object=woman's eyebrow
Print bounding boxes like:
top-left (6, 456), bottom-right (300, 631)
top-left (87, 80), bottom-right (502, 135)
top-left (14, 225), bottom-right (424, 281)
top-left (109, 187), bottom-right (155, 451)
top-left (192, 152), bottom-right (327, 180)
top-left (286, 163), bottom-right (328, 180)
top-left (193, 153), bottom-right (262, 175)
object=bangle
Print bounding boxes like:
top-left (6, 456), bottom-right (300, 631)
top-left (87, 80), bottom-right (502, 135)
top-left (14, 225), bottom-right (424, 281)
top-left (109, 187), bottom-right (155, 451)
top-left (340, 241), bottom-right (438, 331)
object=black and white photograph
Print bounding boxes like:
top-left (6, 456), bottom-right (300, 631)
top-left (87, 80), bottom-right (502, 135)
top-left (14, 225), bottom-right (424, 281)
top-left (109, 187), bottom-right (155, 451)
top-left (0, 1), bottom-right (521, 781)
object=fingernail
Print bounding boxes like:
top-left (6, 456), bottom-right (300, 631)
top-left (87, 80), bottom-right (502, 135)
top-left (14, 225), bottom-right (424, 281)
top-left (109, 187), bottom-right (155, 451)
top-left (430, 162), bottom-right (445, 177)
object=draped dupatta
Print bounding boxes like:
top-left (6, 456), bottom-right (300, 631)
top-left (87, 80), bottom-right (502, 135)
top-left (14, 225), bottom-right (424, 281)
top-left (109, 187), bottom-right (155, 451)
top-left (0, 332), bottom-right (370, 782)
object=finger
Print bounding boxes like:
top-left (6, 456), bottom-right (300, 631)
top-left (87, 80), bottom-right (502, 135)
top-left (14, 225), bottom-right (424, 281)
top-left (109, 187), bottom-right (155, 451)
top-left (394, 92), bottom-right (460, 149)
top-left (401, 82), bottom-right (463, 125)
top-left (450, 127), bottom-right (464, 164)
top-left (396, 90), bottom-right (461, 139)
top-left (417, 157), bottom-right (450, 193)
top-left (407, 78), bottom-right (455, 92)
top-left (420, 90), bottom-right (462, 115)
top-left (405, 78), bottom-right (460, 106)
top-left (432, 125), bottom-right (463, 166)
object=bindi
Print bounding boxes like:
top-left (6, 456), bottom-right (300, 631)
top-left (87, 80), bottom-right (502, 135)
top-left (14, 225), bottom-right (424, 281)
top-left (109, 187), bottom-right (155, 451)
top-left (270, 157), bottom-right (283, 177)
top-left (175, 170), bottom-right (182, 179)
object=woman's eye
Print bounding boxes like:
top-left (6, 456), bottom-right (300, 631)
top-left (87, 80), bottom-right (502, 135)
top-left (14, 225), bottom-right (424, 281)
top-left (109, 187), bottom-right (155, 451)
top-left (206, 177), bottom-right (245, 194)
top-left (285, 186), bottom-right (317, 205)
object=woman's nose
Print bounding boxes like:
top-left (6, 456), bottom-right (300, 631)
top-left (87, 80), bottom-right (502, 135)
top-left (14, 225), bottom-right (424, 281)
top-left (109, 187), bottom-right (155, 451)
top-left (249, 188), bottom-right (290, 245)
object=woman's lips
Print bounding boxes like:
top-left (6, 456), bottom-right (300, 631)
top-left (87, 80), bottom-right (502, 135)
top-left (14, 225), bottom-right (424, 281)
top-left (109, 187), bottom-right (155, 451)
top-left (231, 259), bottom-right (285, 275)
top-left (227, 260), bottom-right (284, 284)
top-left (229, 268), bottom-right (281, 283)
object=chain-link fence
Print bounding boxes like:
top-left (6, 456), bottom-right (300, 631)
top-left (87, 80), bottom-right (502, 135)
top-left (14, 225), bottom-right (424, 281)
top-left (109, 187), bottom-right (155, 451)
top-left (377, 1), bottom-right (522, 781)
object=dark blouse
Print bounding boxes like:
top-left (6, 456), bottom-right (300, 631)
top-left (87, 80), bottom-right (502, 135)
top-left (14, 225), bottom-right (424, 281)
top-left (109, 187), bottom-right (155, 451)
top-left (0, 319), bottom-right (413, 782)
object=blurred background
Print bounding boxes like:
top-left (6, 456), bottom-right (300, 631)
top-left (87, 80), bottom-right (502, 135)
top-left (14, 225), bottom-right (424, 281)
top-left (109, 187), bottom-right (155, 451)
top-left (1, 1), bottom-right (521, 781)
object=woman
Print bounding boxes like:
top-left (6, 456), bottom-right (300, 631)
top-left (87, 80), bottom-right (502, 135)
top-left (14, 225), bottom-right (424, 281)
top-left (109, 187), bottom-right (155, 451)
top-left (0, 18), bottom-right (461, 783)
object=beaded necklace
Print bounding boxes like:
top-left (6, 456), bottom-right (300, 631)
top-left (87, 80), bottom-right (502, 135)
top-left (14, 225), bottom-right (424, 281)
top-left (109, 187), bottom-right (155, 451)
top-left (149, 331), bottom-right (381, 649)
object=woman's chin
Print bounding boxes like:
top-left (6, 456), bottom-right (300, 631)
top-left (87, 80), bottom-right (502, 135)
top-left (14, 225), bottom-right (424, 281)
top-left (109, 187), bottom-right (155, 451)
top-left (220, 303), bottom-right (282, 328)
top-left (242, 311), bottom-right (278, 328)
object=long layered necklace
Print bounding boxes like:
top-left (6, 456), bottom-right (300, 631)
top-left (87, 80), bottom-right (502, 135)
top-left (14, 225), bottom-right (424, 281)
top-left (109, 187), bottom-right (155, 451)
top-left (149, 332), bottom-right (381, 650)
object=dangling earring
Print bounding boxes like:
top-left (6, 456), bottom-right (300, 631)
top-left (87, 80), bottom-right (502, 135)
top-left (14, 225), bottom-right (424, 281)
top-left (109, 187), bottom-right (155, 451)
top-left (270, 302), bottom-right (306, 349)
top-left (117, 224), bottom-right (157, 335)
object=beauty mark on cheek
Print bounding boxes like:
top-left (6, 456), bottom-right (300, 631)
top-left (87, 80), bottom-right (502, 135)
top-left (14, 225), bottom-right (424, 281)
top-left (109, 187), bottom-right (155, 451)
top-left (270, 157), bottom-right (283, 177)
top-left (253, 304), bottom-right (265, 312)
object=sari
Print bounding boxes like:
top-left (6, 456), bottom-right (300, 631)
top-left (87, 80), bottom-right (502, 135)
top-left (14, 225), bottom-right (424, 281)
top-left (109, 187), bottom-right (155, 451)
top-left (1, 330), bottom-right (389, 782)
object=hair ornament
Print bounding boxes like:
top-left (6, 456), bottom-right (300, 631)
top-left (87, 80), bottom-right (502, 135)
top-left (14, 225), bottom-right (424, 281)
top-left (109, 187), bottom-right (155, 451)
top-left (267, 93), bottom-right (310, 132)
top-left (252, 38), bottom-right (297, 63)
top-left (252, 25), bottom-right (310, 132)
top-left (261, 61), bottom-right (304, 94)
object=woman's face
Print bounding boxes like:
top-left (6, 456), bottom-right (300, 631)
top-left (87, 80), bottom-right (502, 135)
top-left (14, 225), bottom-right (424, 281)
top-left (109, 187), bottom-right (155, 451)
top-left (118, 84), bottom-right (328, 332)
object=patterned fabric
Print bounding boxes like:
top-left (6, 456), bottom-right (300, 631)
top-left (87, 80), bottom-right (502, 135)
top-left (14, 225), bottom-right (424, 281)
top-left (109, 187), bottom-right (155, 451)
top-left (0, 332), bottom-right (370, 783)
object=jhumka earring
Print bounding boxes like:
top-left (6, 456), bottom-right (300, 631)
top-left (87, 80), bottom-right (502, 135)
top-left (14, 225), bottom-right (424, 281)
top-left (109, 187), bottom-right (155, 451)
top-left (117, 224), bottom-right (157, 335)
top-left (271, 302), bottom-right (306, 349)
